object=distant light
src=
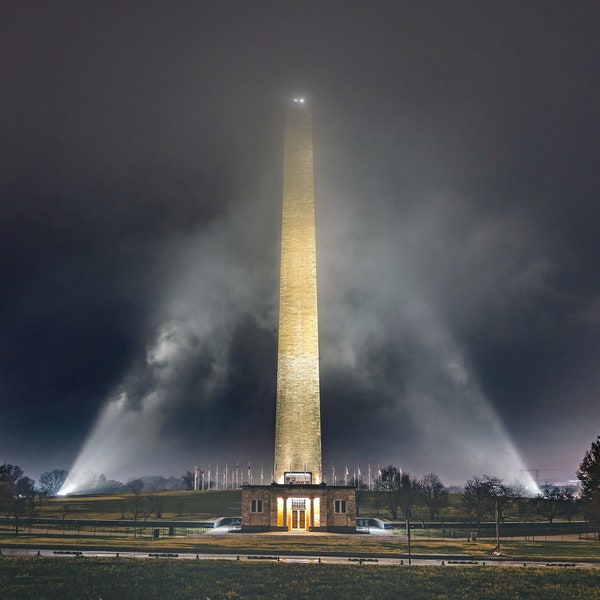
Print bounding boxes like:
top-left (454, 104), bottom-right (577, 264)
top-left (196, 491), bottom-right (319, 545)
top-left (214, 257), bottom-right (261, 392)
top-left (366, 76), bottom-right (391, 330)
top-left (293, 97), bottom-right (305, 104)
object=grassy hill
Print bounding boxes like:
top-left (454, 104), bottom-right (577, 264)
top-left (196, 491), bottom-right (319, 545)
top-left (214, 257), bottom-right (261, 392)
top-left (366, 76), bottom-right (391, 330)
top-left (39, 489), bottom-right (242, 521)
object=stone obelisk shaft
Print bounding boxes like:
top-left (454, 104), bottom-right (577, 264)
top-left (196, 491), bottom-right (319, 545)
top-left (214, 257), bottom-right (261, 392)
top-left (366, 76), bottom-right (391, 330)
top-left (274, 101), bottom-right (322, 484)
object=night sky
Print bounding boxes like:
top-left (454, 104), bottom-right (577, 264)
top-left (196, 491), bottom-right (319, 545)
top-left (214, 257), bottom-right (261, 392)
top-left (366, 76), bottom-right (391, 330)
top-left (2, 1), bottom-right (599, 488)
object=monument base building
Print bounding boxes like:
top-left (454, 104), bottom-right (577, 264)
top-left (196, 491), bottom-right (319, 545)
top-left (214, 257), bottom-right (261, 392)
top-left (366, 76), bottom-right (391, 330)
top-left (241, 483), bottom-right (356, 533)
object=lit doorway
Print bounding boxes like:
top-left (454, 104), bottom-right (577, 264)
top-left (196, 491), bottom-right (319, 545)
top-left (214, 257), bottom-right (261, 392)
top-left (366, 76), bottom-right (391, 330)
top-left (290, 498), bottom-right (307, 530)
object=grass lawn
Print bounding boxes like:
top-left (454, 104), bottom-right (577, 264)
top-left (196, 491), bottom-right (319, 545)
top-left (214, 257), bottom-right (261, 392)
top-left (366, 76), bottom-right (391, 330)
top-left (2, 530), bottom-right (599, 562)
top-left (0, 558), bottom-right (599, 599)
top-left (39, 490), bottom-right (242, 520)
top-left (4, 490), bottom-right (595, 562)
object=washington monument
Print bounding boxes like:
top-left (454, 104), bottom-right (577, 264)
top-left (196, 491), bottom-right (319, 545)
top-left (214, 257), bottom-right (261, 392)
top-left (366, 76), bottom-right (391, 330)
top-left (242, 98), bottom-right (355, 532)
top-left (273, 98), bottom-right (322, 484)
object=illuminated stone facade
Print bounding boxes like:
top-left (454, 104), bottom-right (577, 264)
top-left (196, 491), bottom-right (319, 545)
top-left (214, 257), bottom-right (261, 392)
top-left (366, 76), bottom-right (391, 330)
top-left (274, 99), bottom-right (322, 485)
top-left (242, 484), bottom-right (356, 533)
top-left (241, 99), bottom-right (355, 533)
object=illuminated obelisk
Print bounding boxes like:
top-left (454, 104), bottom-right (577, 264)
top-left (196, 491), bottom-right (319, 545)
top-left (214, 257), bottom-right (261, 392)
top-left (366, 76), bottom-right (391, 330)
top-left (242, 98), bottom-right (355, 532)
top-left (273, 98), bottom-right (322, 484)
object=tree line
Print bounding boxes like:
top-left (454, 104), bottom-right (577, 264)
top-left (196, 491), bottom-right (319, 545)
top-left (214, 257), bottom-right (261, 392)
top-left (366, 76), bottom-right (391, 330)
top-left (354, 435), bottom-right (600, 540)
top-left (364, 467), bottom-right (579, 526)
top-left (2, 435), bottom-right (599, 538)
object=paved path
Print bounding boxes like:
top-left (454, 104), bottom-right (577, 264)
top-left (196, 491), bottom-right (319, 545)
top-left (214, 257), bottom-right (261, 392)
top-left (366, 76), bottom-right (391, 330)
top-left (1, 547), bottom-right (598, 569)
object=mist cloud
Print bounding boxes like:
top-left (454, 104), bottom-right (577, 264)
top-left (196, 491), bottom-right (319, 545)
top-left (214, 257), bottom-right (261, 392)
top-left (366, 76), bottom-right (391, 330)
top-left (2, 2), bottom-right (599, 488)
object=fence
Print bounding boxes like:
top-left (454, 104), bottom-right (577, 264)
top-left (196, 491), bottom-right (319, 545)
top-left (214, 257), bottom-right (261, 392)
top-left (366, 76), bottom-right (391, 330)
top-left (0, 516), bottom-right (240, 538)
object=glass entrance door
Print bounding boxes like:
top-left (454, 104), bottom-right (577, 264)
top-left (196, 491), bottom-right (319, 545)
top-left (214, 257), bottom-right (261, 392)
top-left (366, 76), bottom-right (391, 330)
top-left (291, 509), bottom-right (306, 529)
top-left (290, 498), bottom-right (307, 530)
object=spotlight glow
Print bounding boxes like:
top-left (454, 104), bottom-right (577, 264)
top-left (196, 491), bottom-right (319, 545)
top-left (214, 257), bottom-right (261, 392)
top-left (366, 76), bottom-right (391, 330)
top-left (59, 105), bottom-right (541, 498)
top-left (59, 321), bottom-right (197, 495)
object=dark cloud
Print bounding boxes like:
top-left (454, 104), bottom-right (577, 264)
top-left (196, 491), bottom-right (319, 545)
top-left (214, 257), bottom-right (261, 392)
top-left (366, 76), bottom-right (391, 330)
top-left (2, 1), bottom-right (599, 486)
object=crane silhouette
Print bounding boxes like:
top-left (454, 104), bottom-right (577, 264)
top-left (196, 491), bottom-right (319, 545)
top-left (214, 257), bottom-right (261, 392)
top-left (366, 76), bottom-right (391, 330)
top-left (519, 468), bottom-right (558, 487)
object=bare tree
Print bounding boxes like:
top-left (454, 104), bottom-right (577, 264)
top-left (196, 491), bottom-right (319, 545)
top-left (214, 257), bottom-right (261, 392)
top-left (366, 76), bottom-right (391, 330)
top-left (511, 484), bottom-right (535, 526)
top-left (39, 469), bottom-right (69, 496)
top-left (462, 475), bottom-right (492, 533)
top-left (0, 464), bottom-right (34, 535)
top-left (349, 477), bottom-right (368, 517)
top-left (0, 464), bottom-right (23, 491)
top-left (181, 471), bottom-right (194, 490)
top-left (142, 495), bottom-right (157, 523)
top-left (16, 476), bottom-right (35, 498)
top-left (534, 484), bottom-right (579, 524)
top-left (375, 465), bottom-right (402, 519)
top-left (127, 479), bottom-right (145, 538)
top-left (484, 476), bottom-right (516, 523)
top-left (374, 466), bottom-right (421, 520)
top-left (560, 486), bottom-right (580, 523)
top-left (398, 472), bottom-right (422, 521)
top-left (533, 484), bottom-right (563, 524)
top-left (420, 473), bottom-right (448, 520)
top-left (483, 476), bottom-right (515, 555)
